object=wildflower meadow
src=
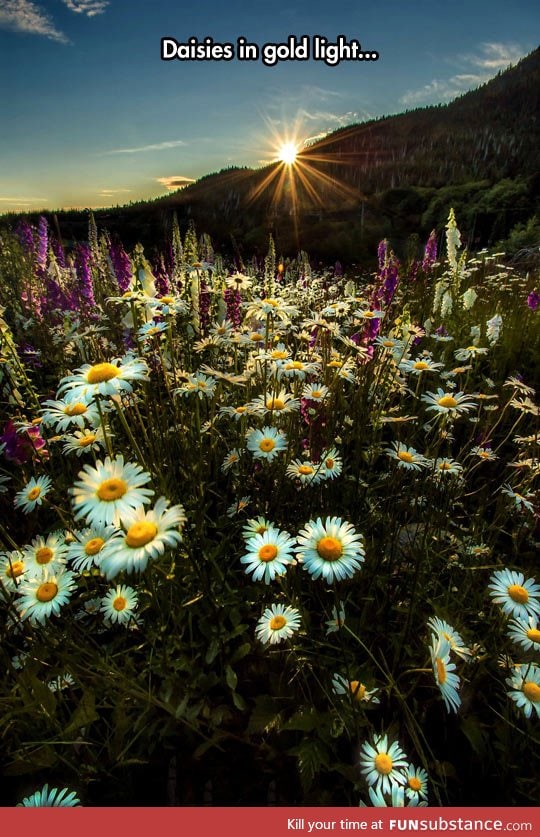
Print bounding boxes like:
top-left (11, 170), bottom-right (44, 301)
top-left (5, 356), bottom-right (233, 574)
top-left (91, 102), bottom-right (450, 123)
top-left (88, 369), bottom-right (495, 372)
top-left (0, 210), bottom-right (538, 807)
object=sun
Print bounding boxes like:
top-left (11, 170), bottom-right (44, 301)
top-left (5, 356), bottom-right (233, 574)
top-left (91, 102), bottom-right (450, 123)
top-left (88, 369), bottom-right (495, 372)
top-left (277, 142), bottom-right (298, 165)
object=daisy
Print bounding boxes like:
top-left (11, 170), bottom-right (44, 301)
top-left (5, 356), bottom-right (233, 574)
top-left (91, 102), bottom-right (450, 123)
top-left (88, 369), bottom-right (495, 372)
top-left (500, 484), bottom-right (536, 514)
top-left (430, 636), bottom-right (461, 712)
top-left (58, 354), bottom-right (148, 402)
top-left (70, 455), bottom-right (154, 527)
top-left (255, 603), bottom-right (301, 645)
top-left (421, 389), bottom-right (476, 418)
top-left (227, 495), bottom-right (251, 517)
top-left (250, 389), bottom-right (300, 415)
top-left (147, 294), bottom-right (189, 316)
top-left (506, 616), bottom-right (540, 652)
top-left (488, 568), bottom-right (540, 620)
top-left (242, 516), bottom-right (272, 540)
top-left (225, 272), bottom-right (252, 291)
top-left (385, 442), bottom-right (428, 471)
top-left (358, 734), bottom-right (408, 795)
top-left (332, 673), bottom-right (379, 704)
top-left (219, 404), bottom-right (252, 421)
top-left (100, 584), bottom-right (139, 625)
top-left (366, 785), bottom-right (426, 808)
top-left (22, 532), bottom-right (68, 577)
top-left (137, 320), bottom-right (168, 340)
top-left (374, 335), bottom-right (406, 353)
top-left (41, 396), bottom-right (101, 432)
top-left (99, 497), bottom-right (186, 578)
top-left (62, 427), bottom-right (106, 457)
top-left (302, 383), bottom-right (329, 402)
top-left (221, 448), bottom-right (242, 473)
top-left (17, 784), bottom-right (80, 807)
top-left (285, 459), bottom-right (322, 486)
top-left (506, 663), bottom-right (540, 718)
top-left (66, 524), bottom-right (116, 572)
top-left (325, 602), bottom-right (346, 635)
top-left (454, 345), bottom-right (489, 362)
top-left (17, 568), bottom-right (77, 625)
top-left (240, 525), bottom-right (297, 584)
top-left (354, 308), bottom-right (384, 320)
top-left (1, 551), bottom-right (26, 592)
top-left (277, 358), bottom-right (320, 381)
top-left (175, 372), bottom-right (217, 400)
top-left (14, 475), bottom-right (52, 513)
top-left (296, 516), bottom-right (365, 582)
top-left (246, 426), bottom-right (287, 461)
top-left (427, 616), bottom-right (471, 661)
top-left (433, 457), bottom-right (463, 477)
top-left (318, 448), bottom-right (343, 480)
top-left (470, 446), bottom-right (497, 461)
top-left (399, 356), bottom-right (444, 376)
top-left (404, 765), bottom-right (429, 802)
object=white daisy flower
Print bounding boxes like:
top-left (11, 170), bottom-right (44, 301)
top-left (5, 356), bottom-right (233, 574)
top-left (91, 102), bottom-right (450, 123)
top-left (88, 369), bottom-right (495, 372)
top-left (433, 457), bottom-right (463, 477)
top-left (240, 525), bottom-right (296, 584)
top-left (318, 448), bottom-right (343, 480)
top-left (427, 616), bottom-right (471, 661)
top-left (250, 389), bottom-right (300, 416)
top-left (99, 497), bottom-right (186, 578)
top-left (246, 426), bottom-right (287, 461)
top-left (359, 734), bottom-right (408, 795)
top-left (62, 427), bottom-right (106, 457)
top-left (58, 354), bottom-right (148, 402)
top-left (276, 358), bottom-right (320, 381)
top-left (17, 568), bottom-right (77, 625)
top-left (500, 484), bottom-right (536, 514)
top-left (430, 636), bottom-right (461, 713)
top-left (454, 345), bottom-right (489, 362)
top-left (14, 475), bottom-right (52, 513)
top-left (399, 356), bottom-right (444, 376)
top-left (255, 603), bottom-right (301, 645)
top-left (1, 551), bottom-right (26, 592)
top-left (301, 383), bottom-right (329, 402)
top-left (506, 663), bottom-right (540, 719)
top-left (242, 516), bottom-right (273, 540)
top-left (66, 524), bottom-right (116, 572)
top-left (70, 455), bottom-right (154, 527)
top-left (325, 602), bottom-right (346, 635)
top-left (296, 516), bottom-right (365, 582)
top-left (403, 765), bottom-right (429, 802)
top-left (285, 459), bottom-right (322, 486)
top-left (488, 568), bottom-right (540, 621)
top-left (506, 616), bottom-right (540, 652)
top-left (22, 532), bottom-right (69, 578)
top-left (385, 442), bottom-right (428, 471)
top-left (221, 448), bottom-right (242, 473)
top-left (421, 389), bottom-right (476, 417)
top-left (470, 446), bottom-right (498, 461)
top-left (175, 372), bottom-right (217, 400)
top-left (100, 584), bottom-right (139, 625)
top-left (332, 673), bottom-right (379, 704)
top-left (17, 783), bottom-right (80, 807)
top-left (41, 396), bottom-right (101, 432)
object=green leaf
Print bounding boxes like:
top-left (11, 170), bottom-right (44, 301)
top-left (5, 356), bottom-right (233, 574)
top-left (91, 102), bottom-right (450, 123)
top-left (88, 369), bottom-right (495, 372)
top-left (205, 638), bottom-right (220, 664)
top-left (4, 745), bottom-right (58, 776)
top-left (247, 695), bottom-right (283, 734)
top-left (225, 664), bottom-right (238, 692)
top-left (64, 690), bottom-right (99, 736)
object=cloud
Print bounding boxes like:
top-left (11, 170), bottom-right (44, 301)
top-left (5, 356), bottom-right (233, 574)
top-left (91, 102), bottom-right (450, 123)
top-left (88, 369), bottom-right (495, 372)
top-left (0, 0), bottom-right (67, 42)
top-left (104, 140), bottom-right (187, 155)
top-left (156, 176), bottom-right (195, 191)
top-left (0, 196), bottom-right (47, 203)
top-left (62, 0), bottom-right (109, 16)
top-left (400, 41), bottom-right (530, 107)
top-left (97, 188), bottom-right (132, 195)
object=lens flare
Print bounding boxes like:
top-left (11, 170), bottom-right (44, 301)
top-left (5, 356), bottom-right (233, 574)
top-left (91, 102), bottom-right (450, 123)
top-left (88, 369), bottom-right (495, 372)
top-left (277, 142), bottom-right (298, 165)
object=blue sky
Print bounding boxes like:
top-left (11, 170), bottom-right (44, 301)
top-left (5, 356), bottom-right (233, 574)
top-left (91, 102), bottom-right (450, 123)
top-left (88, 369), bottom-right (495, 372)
top-left (0, 0), bottom-right (538, 212)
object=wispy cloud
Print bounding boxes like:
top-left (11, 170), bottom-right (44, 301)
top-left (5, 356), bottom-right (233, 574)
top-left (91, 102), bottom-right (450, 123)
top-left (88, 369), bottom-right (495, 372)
top-left (157, 176), bottom-right (195, 191)
top-left (0, 196), bottom-right (48, 203)
top-left (62, 0), bottom-right (109, 16)
top-left (0, 0), bottom-right (67, 42)
top-left (104, 140), bottom-right (187, 155)
top-left (400, 41), bottom-right (530, 107)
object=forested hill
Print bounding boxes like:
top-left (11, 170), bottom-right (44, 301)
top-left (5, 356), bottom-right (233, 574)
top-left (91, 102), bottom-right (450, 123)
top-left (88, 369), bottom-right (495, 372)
top-left (4, 47), bottom-right (540, 262)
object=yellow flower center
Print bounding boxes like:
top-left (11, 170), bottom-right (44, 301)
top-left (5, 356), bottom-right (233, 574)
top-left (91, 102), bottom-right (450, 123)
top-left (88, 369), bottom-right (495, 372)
top-left (271, 350), bottom-right (289, 359)
top-left (160, 296), bottom-right (175, 304)
top-left (317, 536), bottom-right (343, 562)
top-left (479, 451), bottom-right (491, 459)
top-left (35, 547), bottom-right (54, 565)
top-left (266, 398), bottom-right (285, 411)
top-left (398, 451), bottom-right (414, 463)
top-left (374, 753), bottom-right (393, 775)
top-left (264, 298), bottom-right (278, 307)
top-left (235, 406), bottom-right (247, 414)
top-left (258, 544), bottom-right (278, 562)
top-left (298, 465), bottom-right (314, 475)
top-left (86, 362), bottom-right (120, 384)
top-left (327, 360), bottom-right (342, 368)
top-left (325, 458), bottom-right (335, 469)
top-left (147, 327), bottom-right (161, 336)
top-left (311, 390), bottom-right (322, 398)
top-left (508, 584), bottom-right (529, 604)
top-left (250, 332), bottom-right (264, 342)
top-left (64, 402), bottom-right (87, 416)
top-left (523, 682), bottom-right (540, 702)
top-left (96, 478), bottom-right (128, 501)
top-left (85, 537), bottom-right (105, 556)
top-left (436, 657), bottom-right (447, 684)
top-left (526, 628), bottom-right (540, 644)
top-left (438, 395), bottom-right (458, 408)
top-left (269, 614), bottom-right (286, 630)
top-left (287, 361), bottom-right (304, 370)
top-left (413, 361), bottom-right (429, 370)
top-left (79, 434), bottom-right (96, 447)
top-left (113, 596), bottom-right (127, 612)
top-left (466, 346), bottom-right (477, 352)
top-left (255, 525), bottom-right (268, 534)
top-left (382, 340), bottom-right (395, 347)
top-left (259, 438), bottom-right (276, 453)
top-left (408, 777), bottom-right (422, 792)
top-left (27, 486), bottom-right (41, 501)
top-left (349, 681), bottom-right (366, 701)
top-left (125, 521), bottom-right (158, 548)
top-left (439, 462), bottom-right (452, 470)
top-left (5, 560), bottom-right (24, 579)
top-left (36, 582), bottom-right (58, 602)
top-left (363, 311), bottom-right (375, 318)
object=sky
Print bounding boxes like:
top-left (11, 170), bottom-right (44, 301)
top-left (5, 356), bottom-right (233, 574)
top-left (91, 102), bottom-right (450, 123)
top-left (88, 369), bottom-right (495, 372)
top-left (0, 0), bottom-right (538, 213)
